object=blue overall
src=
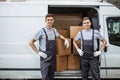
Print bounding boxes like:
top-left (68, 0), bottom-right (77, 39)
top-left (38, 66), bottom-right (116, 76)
top-left (81, 30), bottom-right (100, 80)
top-left (40, 28), bottom-right (56, 80)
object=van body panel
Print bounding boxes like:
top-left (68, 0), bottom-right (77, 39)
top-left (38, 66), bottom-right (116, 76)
top-left (99, 6), bottom-right (120, 68)
top-left (0, 2), bottom-right (48, 69)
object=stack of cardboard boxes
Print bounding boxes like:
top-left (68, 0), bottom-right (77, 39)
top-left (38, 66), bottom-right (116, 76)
top-left (56, 29), bottom-right (71, 72)
top-left (54, 14), bottom-right (83, 72)
top-left (56, 26), bottom-right (83, 72)
top-left (53, 14), bottom-right (82, 72)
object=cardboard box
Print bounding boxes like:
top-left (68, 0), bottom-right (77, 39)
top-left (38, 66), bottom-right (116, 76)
top-left (70, 26), bottom-right (83, 38)
top-left (54, 20), bottom-right (82, 30)
top-left (56, 55), bottom-right (67, 72)
top-left (56, 38), bottom-right (71, 56)
top-left (68, 55), bottom-right (80, 70)
top-left (57, 29), bottom-right (70, 38)
top-left (53, 14), bottom-right (82, 30)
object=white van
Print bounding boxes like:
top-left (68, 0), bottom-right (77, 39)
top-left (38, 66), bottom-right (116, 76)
top-left (0, 0), bottom-right (120, 79)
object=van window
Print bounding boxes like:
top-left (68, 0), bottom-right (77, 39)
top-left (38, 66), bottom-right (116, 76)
top-left (106, 17), bottom-right (120, 46)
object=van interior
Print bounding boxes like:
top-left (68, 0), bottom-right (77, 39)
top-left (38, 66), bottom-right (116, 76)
top-left (48, 6), bottom-right (100, 75)
top-left (48, 6), bottom-right (99, 30)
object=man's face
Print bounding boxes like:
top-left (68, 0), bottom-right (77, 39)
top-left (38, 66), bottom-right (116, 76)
top-left (45, 17), bottom-right (54, 28)
top-left (82, 19), bottom-right (91, 29)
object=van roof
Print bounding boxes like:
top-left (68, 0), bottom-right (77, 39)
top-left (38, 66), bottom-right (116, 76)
top-left (25, 1), bottom-right (113, 6)
top-left (0, 1), bottom-right (112, 6)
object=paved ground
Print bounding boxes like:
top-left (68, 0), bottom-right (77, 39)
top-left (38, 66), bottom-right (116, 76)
top-left (0, 69), bottom-right (120, 80)
top-left (54, 69), bottom-right (120, 79)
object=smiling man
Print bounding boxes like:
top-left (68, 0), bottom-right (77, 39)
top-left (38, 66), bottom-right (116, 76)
top-left (29, 14), bottom-right (69, 80)
top-left (73, 17), bottom-right (107, 80)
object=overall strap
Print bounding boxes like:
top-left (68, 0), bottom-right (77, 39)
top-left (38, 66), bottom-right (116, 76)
top-left (81, 31), bottom-right (83, 50)
top-left (52, 29), bottom-right (57, 39)
top-left (42, 28), bottom-right (48, 40)
top-left (92, 29), bottom-right (94, 51)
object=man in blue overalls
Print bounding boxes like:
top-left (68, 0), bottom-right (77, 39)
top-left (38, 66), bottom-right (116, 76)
top-left (73, 17), bottom-right (107, 80)
top-left (29, 14), bottom-right (69, 80)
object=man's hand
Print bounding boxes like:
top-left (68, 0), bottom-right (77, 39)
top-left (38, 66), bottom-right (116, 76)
top-left (94, 51), bottom-right (102, 57)
top-left (64, 39), bottom-right (69, 48)
top-left (77, 48), bottom-right (83, 56)
top-left (38, 51), bottom-right (47, 58)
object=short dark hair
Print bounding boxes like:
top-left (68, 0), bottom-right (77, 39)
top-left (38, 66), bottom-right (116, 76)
top-left (45, 14), bottom-right (54, 19)
top-left (82, 17), bottom-right (90, 22)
